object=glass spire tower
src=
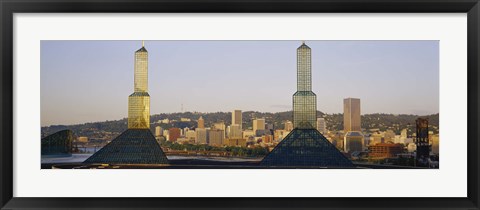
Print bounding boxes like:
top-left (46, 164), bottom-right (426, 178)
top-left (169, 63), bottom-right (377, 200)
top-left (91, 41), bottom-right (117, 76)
top-left (128, 41), bottom-right (150, 129)
top-left (293, 41), bottom-right (317, 129)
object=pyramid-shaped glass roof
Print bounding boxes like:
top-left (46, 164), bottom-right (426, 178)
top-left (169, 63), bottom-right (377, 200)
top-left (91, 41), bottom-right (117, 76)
top-left (261, 128), bottom-right (354, 168)
top-left (84, 129), bottom-right (169, 164)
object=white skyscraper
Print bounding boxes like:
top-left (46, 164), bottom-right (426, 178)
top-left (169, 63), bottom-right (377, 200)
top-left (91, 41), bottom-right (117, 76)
top-left (317, 118), bottom-right (326, 134)
top-left (284, 121), bottom-right (293, 132)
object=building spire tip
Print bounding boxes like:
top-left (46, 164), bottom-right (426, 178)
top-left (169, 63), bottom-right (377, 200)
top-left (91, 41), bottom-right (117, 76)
top-left (142, 40), bottom-right (145, 47)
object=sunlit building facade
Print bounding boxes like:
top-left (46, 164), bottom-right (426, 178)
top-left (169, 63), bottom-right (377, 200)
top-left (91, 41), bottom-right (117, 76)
top-left (213, 122), bottom-right (226, 138)
top-left (155, 126), bottom-right (163, 138)
top-left (369, 143), bottom-right (403, 158)
top-left (293, 42), bottom-right (317, 129)
top-left (168, 127), bottom-right (181, 142)
top-left (197, 116), bottom-right (205, 129)
top-left (209, 129), bottom-right (224, 146)
top-left (343, 98), bottom-right (361, 132)
top-left (232, 110), bottom-right (242, 130)
top-left (229, 124), bottom-right (242, 138)
top-left (253, 118), bottom-right (265, 136)
top-left (195, 128), bottom-right (208, 144)
top-left (128, 41), bottom-right (150, 129)
top-left (317, 117), bottom-right (326, 134)
top-left (284, 120), bottom-right (293, 132)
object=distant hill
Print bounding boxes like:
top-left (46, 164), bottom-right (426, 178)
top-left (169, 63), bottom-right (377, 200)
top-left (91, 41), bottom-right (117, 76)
top-left (42, 111), bottom-right (439, 139)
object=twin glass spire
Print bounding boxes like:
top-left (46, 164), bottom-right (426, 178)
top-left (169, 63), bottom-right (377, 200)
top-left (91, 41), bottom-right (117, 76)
top-left (293, 41), bottom-right (317, 129)
top-left (126, 41), bottom-right (316, 130)
top-left (128, 41), bottom-right (150, 129)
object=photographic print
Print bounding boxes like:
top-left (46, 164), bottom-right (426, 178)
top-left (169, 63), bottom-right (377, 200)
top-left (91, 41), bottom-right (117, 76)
top-left (40, 40), bottom-right (439, 169)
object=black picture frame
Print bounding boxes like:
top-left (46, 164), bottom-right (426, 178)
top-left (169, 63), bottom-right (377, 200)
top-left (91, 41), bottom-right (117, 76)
top-left (1, 0), bottom-right (479, 209)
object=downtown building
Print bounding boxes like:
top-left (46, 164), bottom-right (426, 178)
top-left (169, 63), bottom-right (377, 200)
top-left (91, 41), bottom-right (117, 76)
top-left (344, 131), bottom-right (364, 153)
top-left (209, 129), bottom-right (224, 146)
top-left (168, 128), bottom-right (181, 142)
top-left (229, 124), bottom-right (242, 139)
top-left (232, 110), bottom-right (242, 130)
top-left (253, 118), bottom-right (265, 137)
top-left (197, 116), bottom-right (205, 129)
top-left (195, 128), bottom-right (209, 144)
top-left (284, 120), bottom-right (293, 132)
top-left (317, 117), bottom-right (326, 134)
top-left (343, 98), bottom-right (363, 153)
top-left (343, 98), bottom-right (361, 132)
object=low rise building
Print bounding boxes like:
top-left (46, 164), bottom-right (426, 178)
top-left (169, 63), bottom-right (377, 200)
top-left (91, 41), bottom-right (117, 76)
top-left (369, 143), bottom-right (403, 158)
top-left (225, 138), bottom-right (247, 147)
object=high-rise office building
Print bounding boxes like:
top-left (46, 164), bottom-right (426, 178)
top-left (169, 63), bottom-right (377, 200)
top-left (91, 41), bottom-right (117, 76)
top-left (229, 124), bottom-right (242, 138)
top-left (343, 98), bottom-right (361, 132)
top-left (195, 128), bottom-right (208, 144)
top-left (128, 41), bottom-right (150, 129)
top-left (168, 128), bottom-right (181, 142)
top-left (155, 126), bottom-right (163, 138)
top-left (293, 41), bottom-right (317, 129)
top-left (415, 118), bottom-right (430, 165)
top-left (253, 118), bottom-right (265, 136)
top-left (232, 110), bottom-right (242, 130)
top-left (209, 129), bottom-right (224, 146)
top-left (197, 116), bottom-right (205, 129)
top-left (213, 122), bottom-right (226, 138)
top-left (284, 120), bottom-right (293, 132)
top-left (317, 118), bottom-right (326, 134)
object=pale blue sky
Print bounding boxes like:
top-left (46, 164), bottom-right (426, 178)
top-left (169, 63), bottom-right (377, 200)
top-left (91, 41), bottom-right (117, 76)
top-left (41, 40), bottom-right (439, 126)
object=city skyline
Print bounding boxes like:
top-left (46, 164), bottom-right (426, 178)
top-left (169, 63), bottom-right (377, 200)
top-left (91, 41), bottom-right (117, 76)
top-left (42, 41), bottom-right (439, 169)
top-left (41, 40), bottom-right (439, 126)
